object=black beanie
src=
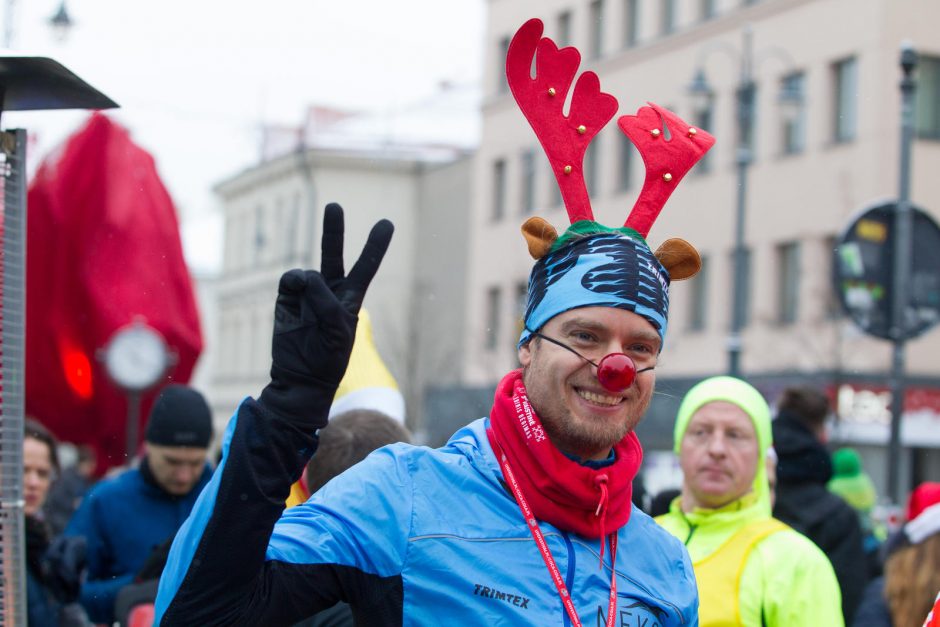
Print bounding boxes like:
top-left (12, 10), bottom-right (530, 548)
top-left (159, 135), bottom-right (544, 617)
top-left (144, 384), bottom-right (213, 448)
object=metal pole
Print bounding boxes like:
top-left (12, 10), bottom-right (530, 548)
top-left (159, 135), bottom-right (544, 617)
top-left (126, 391), bottom-right (142, 461)
top-left (729, 27), bottom-right (754, 378)
top-left (887, 45), bottom-right (917, 505)
top-left (1, 129), bottom-right (28, 626)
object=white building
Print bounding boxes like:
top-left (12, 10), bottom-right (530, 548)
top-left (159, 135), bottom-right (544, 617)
top-left (206, 93), bottom-right (478, 441)
top-left (455, 0), bottom-right (940, 495)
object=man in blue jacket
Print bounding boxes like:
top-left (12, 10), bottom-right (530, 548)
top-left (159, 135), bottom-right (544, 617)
top-left (156, 19), bottom-right (711, 625)
top-left (154, 199), bottom-right (700, 625)
top-left (66, 384), bottom-right (213, 624)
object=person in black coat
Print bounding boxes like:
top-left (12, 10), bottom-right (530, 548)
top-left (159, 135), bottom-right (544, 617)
top-left (772, 386), bottom-right (868, 626)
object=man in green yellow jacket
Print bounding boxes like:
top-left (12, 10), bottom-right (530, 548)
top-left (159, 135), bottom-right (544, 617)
top-left (656, 376), bottom-right (844, 626)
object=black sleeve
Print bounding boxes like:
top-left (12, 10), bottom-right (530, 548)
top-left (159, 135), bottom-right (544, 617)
top-left (825, 502), bottom-right (870, 626)
top-left (156, 398), bottom-right (328, 625)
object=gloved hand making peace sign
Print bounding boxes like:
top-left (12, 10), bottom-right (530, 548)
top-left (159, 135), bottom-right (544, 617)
top-left (259, 203), bottom-right (394, 430)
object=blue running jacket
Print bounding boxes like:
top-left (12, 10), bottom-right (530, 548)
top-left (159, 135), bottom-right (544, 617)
top-left (155, 398), bottom-right (698, 626)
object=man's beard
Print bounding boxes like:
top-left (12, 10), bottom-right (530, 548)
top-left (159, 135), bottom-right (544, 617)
top-left (539, 408), bottom-right (636, 460)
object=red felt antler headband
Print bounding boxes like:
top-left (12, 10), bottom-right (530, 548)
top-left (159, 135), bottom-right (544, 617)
top-left (506, 18), bottom-right (715, 239)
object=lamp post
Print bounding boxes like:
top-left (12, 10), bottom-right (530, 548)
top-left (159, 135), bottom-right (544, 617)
top-left (47, 0), bottom-right (74, 42)
top-left (886, 44), bottom-right (918, 504)
top-left (689, 27), bottom-right (802, 378)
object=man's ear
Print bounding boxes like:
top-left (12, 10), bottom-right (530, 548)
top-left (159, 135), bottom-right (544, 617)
top-left (518, 341), bottom-right (533, 367)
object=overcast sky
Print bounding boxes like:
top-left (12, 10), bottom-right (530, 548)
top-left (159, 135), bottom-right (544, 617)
top-left (4, 0), bottom-right (486, 273)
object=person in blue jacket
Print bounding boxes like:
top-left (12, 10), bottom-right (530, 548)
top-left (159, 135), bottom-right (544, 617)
top-left (156, 19), bottom-right (713, 625)
top-left (65, 384), bottom-right (213, 624)
top-left (155, 196), bottom-right (700, 626)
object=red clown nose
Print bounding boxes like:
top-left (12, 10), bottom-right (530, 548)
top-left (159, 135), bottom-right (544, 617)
top-left (597, 353), bottom-right (639, 393)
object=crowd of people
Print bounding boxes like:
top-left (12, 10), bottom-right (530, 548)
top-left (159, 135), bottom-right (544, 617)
top-left (22, 17), bottom-right (940, 627)
top-left (23, 378), bottom-right (940, 626)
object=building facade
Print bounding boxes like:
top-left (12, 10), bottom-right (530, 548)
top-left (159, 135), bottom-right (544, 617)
top-left (458, 0), bottom-right (940, 496)
top-left (207, 110), bottom-right (474, 441)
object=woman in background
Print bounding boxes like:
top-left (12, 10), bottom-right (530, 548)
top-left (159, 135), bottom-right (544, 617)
top-left (24, 418), bottom-right (88, 627)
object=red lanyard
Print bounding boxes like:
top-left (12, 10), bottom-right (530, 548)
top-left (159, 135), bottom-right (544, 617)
top-left (490, 434), bottom-right (619, 627)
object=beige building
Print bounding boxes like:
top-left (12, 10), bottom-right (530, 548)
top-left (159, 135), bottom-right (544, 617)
top-left (460, 0), bottom-right (940, 494)
top-left (207, 100), bottom-right (476, 442)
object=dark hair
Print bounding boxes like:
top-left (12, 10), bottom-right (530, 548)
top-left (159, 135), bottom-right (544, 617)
top-left (306, 410), bottom-right (411, 495)
top-left (24, 417), bottom-right (60, 473)
top-left (777, 386), bottom-right (830, 428)
top-left (650, 488), bottom-right (681, 518)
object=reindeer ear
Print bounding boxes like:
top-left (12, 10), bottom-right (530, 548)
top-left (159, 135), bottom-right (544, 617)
top-left (521, 217), bottom-right (559, 259)
top-left (654, 238), bottom-right (701, 281)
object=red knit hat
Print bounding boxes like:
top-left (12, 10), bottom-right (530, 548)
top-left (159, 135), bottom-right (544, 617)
top-left (907, 482), bottom-right (940, 521)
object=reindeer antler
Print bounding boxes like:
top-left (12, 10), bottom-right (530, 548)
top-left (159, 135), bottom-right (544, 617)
top-left (506, 18), bottom-right (618, 224)
top-left (618, 103), bottom-right (715, 238)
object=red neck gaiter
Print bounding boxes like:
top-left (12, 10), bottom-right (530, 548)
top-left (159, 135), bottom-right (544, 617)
top-left (486, 369), bottom-right (642, 539)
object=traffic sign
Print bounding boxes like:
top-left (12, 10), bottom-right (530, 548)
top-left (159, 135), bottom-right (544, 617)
top-left (833, 201), bottom-right (940, 341)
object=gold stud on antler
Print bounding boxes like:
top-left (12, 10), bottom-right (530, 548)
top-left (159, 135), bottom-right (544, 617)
top-left (564, 165), bottom-right (573, 174)
top-left (662, 173), bottom-right (673, 182)
top-left (577, 125), bottom-right (586, 134)
top-left (650, 129), bottom-right (661, 138)
top-left (688, 127), bottom-right (698, 137)
top-left (548, 87), bottom-right (557, 97)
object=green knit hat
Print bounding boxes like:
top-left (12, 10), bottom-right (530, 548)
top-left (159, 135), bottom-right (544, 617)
top-left (832, 447), bottom-right (862, 478)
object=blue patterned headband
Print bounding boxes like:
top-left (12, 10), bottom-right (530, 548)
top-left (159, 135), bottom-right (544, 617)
top-left (519, 232), bottom-right (670, 347)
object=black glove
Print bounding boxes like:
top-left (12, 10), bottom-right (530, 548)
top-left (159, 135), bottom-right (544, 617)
top-left (43, 534), bottom-right (87, 604)
top-left (259, 203), bottom-right (393, 428)
top-left (134, 537), bottom-right (174, 582)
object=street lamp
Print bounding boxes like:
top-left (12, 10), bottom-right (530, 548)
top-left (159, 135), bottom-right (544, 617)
top-left (48, 0), bottom-right (75, 42)
top-left (688, 27), bottom-right (802, 378)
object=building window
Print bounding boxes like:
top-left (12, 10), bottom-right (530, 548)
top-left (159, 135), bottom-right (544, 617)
top-left (520, 149), bottom-right (536, 214)
top-left (492, 158), bottom-right (507, 221)
top-left (661, 0), bottom-right (677, 35)
top-left (253, 205), bottom-right (266, 266)
top-left (485, 286), bottom-right (502, 350)
top-left (701, 0), bottom-right (717, 20)
top-left (729, 247), bottom-right (752, 329)
top-left (589, 0), bottom-right (604, 59)
top-left (515, 280), bottom-right (528, 339)
top-left (497, 36), bottom-right (510, 94)
top-left (623, 0), bottom-right (640, 48)
top-left (547, 161), bottom-right (562, 208)
top-left (695, 99), bottom-right (714, 174)
top-left (585, 138), bottom-right (600, 196)
top-left (781, 72), bottom-right (806, 154)
top-left (777, 241), bottom-right (800, 324)
top-left (688, 255), bottom-right (709, 331)
top-left (823, 235), bottom-right (842, 319)
top-left (915, 55), bottom-right (940, 139)
top-left (286, 193), bottom-right (301, 262)
top-left (515, 281), bottom-right (528, 319)
top-left (740, 84), bottom-right (759, 157)
top-left (557, 11), bottom-right (572, 47)
top-left (617, 133), bottom-right (635, 191)
top-left (832, 56), bottom-right (858, 143)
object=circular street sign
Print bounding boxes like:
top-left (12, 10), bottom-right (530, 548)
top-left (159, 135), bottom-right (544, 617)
top-left (833, 201), bottom-right (940, 341)
top-left (103, 321), bottom-right (172, 392)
